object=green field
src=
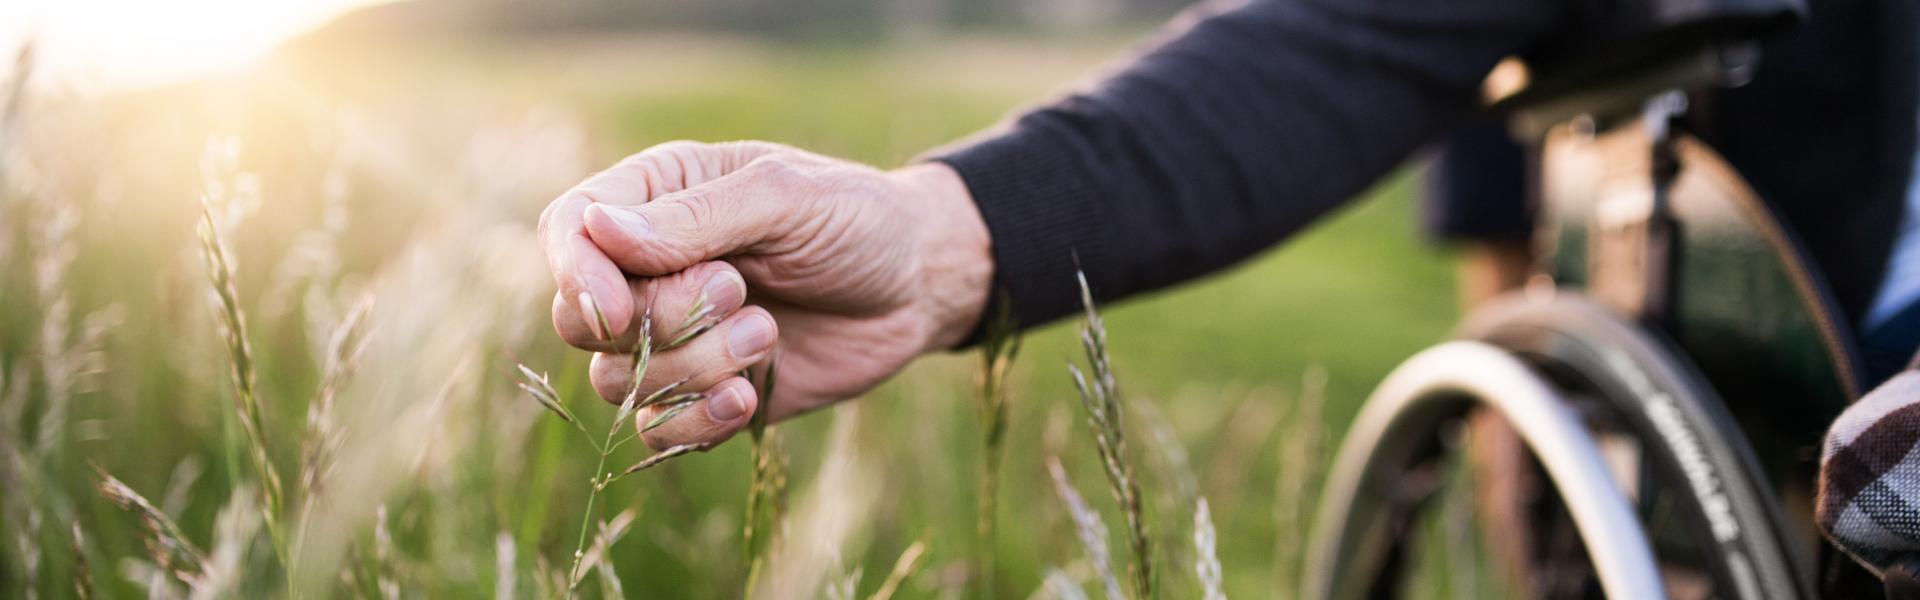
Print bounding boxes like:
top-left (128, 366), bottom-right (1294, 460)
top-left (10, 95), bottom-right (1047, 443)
top-left (0, 33), bottom-right (1461, 597)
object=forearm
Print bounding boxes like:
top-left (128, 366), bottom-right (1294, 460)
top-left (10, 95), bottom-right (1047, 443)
top-left (936, 0), bottom-right (1565, 336)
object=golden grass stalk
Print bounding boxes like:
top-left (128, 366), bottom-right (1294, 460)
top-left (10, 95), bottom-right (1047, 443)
top-left (290, 295), bottom-right (373, 590)
top-left (751, 405), bottom-right (873, 598)
top-left (1066, 270), bottom-right (1152, 599)
top-left (641, 396), bottom-right (702, 432)
top-left (194, 199), bottom-right (288, 569)
top-left (516, 365), bottom-right (575, 425)
top-left (974, 295), bottom-right (1020, 597)
top-left (742, 357), bottom-right (787, 593)
top-left (659, 293), bottom-right (718, 352)
top-left (71, 522), bottom-right (94, 600)
top-left (1192, 498), bottom-right (1223, 600)
top-left (93, 464), bottom-right (206, 587)
top-left (615, 442), bottom-right (710, 476)
top-left (869, 539), bottom-right (928, 600)
top-left (570, 507), bottom-right (637, 591)
top-left (1047, 457), bottom-right (1122, 600)
top-left (301, 295), bottom-right (374, 498)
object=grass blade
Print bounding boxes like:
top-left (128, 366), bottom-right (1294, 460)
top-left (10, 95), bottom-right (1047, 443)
top-left (195, 195), bottom-right (287, 570)
top-left (869, 539), bottom-right (927, 600)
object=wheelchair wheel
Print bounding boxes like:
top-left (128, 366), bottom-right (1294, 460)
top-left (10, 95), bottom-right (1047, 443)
top-left (1306, 292), bottom-right (1808, 599)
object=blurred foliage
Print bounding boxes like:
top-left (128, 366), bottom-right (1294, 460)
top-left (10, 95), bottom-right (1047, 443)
top-left (308, 0), bottom-right (1197, 41)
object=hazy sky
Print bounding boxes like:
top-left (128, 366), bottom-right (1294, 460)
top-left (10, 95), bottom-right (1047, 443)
top-left (0, 0), bottom-right (391, 90)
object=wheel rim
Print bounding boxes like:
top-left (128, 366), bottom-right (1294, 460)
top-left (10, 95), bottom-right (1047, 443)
top-left (1305, 340), bottom-right (1664, 599)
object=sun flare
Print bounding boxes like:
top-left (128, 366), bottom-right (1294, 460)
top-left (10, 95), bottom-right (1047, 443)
top-left (1, 0), bottom-right (388, 89)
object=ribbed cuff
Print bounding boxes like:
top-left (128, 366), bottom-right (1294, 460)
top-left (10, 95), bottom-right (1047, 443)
top-left (932, 121), bottom-right (1107, 346)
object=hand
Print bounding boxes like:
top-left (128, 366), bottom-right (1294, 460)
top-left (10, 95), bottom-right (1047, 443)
top-left (538, 141), bottom-right (993, 450)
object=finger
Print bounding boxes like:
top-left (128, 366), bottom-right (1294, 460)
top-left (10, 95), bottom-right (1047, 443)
top-left (582, 154), bottom-right (823, 276)
top-left (551, 261), bottom-right (748, 352)
top-left (636, 376), bottom-right (758, 451)
top-left (539, 207), bottom-right (633, 343)
top-left (539, 141), bottom-right (782, 340)
top-left (588, 306), bottom-right (779, 404)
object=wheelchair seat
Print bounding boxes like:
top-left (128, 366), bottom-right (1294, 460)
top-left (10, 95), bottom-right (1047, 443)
top-left (1493, 0), bottom-right (1804, 137)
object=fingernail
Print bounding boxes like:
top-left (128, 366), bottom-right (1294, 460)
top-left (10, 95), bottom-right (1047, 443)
top-left (577, 291), bottom-right (607, 341)
top-left (727, 314), bottom-right (776, 358)
top-left (703, 271), bottom-right (746, 312)
top-left (593, 204), bottom-right (651, 236)
top-left (706, 388), bottom-right (745, 421)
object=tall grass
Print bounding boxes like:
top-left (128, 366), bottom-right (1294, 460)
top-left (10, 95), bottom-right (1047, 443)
top-left (92, 466), bottom-right (206, 586)
top-left (974, 296), bottom-right (1021, 596)
top-left (741, 359), bottom-right (788, 595)
top-left (195, 173), bottom-right (288, 572)
top-left (0, 31), bottom-right (1466, 599)
top-left (1066, 271), bottom-right (1154, 599)
top-left (1192, 498), bottom-right (1224, 600)
top-left (515, 301), bottom-right (715, 598)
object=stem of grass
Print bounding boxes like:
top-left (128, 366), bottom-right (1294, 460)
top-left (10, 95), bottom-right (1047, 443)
top-left (974, 295), bottom-right (1019, 598)
top-left (742, 358), bottom-right (782, 596)
top-left (562, 306), bottom-right (650, 600)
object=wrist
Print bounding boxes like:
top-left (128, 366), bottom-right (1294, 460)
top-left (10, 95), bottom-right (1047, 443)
top-left (891, 161), bottom-right (994, 352)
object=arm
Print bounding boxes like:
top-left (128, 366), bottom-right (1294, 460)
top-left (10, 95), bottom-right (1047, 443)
top-left (936, 0), bottom-right (1564, 333)
top-left (538, 0), bottom-right (1566, 450)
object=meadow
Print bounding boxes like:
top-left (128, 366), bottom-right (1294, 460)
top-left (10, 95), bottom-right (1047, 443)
top-left (0, 31), bottom-right (1464, 598)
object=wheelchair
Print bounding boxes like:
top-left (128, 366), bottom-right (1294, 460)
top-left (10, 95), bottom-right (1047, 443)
top-left (1303, 0), bottom-right (1893, 597)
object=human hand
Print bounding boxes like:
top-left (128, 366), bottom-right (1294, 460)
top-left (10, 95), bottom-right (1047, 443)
top-left (538, 141), bottom-right (992, 450)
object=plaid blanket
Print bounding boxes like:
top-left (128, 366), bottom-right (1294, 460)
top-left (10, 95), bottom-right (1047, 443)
top-left (1820, 370), bottom-right (1920, 574)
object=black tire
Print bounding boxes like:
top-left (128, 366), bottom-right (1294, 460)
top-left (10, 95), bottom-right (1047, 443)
top-left (1460, 292), bottom-right (1810, 599)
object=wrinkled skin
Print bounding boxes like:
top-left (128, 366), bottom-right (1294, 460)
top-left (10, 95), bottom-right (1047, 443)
top-left (537, 140), bottom-right (990, 450)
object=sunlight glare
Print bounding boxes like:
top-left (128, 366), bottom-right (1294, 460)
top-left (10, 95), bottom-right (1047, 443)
top-left (0, 0), bottom-right (389, 89)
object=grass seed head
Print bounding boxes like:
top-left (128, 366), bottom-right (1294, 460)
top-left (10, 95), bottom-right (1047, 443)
top-left (93, 465), bottom-right (206, 586)
top-left (641, 397), bottom-right (702, 433)
top-left (515, 365), bottom-right (574, 424)
top-left (1066, 268), bottom-right (1152, 599)
top-left (1193, 498), bottom-right (1224, 600)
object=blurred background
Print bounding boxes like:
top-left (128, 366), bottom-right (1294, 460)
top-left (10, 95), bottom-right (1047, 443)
top-left (0, 0), bottom-right (1469, 597)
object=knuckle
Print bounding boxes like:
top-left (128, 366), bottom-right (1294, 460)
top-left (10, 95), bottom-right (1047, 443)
top-left (629, 141), bottom-right (701, 169)
top-left (536, 200), bottom-right (563, 239)
top-left (745, 154), bottom-right (803, 181)
top-left (642, 139), bottom-right (704, 156)
top-left (631, 140), bottom-right (706, 184)
top-left (670, 192), bottom-right (719, 230)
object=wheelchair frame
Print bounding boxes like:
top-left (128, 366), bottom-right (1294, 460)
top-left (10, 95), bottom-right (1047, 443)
top-left (1306, 28), bottom-right (1876, 598)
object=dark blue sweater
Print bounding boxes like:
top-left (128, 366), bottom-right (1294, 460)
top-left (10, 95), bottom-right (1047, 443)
top-left (936, 0), bottom-right (1915, 336)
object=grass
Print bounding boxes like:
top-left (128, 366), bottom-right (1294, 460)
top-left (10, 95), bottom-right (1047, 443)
top-left (1066, 271), bottom-right (1153, 599)
top-left (195, 159), bottom-right (289, 576)
top-left (0, 31), bottom-right (1461, 598)
top-left (974, 297), bottom-right (1020, 596)
top-left (516, 301), bottom-right (720, 598)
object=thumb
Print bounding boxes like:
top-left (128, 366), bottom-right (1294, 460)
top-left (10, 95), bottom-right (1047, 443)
top-left (583, 156), bottom-right (814, 276)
